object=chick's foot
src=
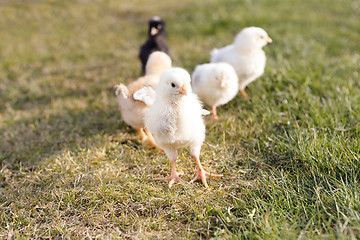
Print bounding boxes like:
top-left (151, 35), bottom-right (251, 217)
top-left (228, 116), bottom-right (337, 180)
top-left (190, 167), bottom-right (222, 188)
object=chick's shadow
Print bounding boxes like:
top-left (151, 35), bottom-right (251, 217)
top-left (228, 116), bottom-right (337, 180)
top-left (0, 103), bottom-right (130, 169)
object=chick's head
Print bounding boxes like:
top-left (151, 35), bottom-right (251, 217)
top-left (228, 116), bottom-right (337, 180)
top-left (148, 16), bottom-right (166, 37)
top-left (157, 68), bottom-right (192, 100)
top-left (234, 27), bottom-right (272, 51)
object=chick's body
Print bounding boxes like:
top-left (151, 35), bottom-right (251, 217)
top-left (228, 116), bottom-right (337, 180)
top-left (145, 68), bottom-right (222, 188)
top-left (116, 75), bottom-right (158, 129)
top-left (191, 62), bottom-right (238, 119)
top-left (211, 27), bottom-right (272, 99)
top-left (146, 87), bottom-right (205, 150)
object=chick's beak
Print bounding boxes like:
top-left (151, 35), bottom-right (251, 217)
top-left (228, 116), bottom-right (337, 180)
top-left (266, 37), bottom-right (273, 43)
top-left (150, 27), bottom-right (159, 36)
top-left (178, 84), bottom-right (188, 96)
top-left (219, 77), bottom-right (225, 87)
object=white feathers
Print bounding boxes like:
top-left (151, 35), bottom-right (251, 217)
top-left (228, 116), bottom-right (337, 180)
top-left (201, 109), bottom-right (210, 116)
top-left (115, 83), bottom-right (129, 99)
top-left (191, 62), bottom-right (238, 118)
top-left (211, 27), bottom-right (272, 97)
top-left (145, 67), bottom-right (206, 149)
top-left (151, 16), bottom-right (162, 21)
top-left (133, 86), bottom-right (156, 106)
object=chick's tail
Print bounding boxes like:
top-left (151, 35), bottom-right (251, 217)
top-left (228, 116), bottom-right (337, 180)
top-left (210, 48), bottom-right (219, 62)
top-left (115, 84), bottom-right (129, 99)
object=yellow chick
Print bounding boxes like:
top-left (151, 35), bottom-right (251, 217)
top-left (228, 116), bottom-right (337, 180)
top-left (115, 51), bottom-right (172, 147)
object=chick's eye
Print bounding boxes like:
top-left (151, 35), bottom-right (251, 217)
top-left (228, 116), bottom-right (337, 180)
top-left (171, 83), bottom-right (175, 88)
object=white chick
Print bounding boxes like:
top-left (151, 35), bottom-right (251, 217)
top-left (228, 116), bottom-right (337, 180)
top-left (145, 67), bottom-right (222, 188)
top-left (115, 51), bottom-right (172, 147)
top-left (211, 27), bottom-right (272, 99)
top-left (191, 62), bottom-right (238, 120)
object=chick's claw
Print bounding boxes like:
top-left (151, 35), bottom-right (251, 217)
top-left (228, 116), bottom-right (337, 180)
top-left (190, 168), bottom-right (223, 188)
top-left (154, 172), bottom-right (185, 188)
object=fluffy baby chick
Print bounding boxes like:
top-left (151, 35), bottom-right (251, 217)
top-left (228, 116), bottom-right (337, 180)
top-left (211, 27), bottom-right (272, 99)
top-left (145, 67), bottom-right (222, 188)
top-left (139, 16), bottom-right (170, 72)
top-left (191, 62), bottom-right (238, 120)
top-left (115, 51), bottom-right (172, 147)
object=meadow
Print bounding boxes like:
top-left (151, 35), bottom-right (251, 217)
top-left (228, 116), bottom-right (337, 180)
top-left (0, 0), bottom-right (359, 238)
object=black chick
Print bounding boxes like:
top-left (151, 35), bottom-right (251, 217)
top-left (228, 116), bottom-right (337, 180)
top-left (139, 16), bottom-right (170, 72)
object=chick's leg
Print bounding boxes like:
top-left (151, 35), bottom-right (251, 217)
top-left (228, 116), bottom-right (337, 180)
top-left (136, 128), bottom-right (148, 143)
top-left (211, 106), bottom-right (220, 121)
top-left (155, 149), bottom-right (184, 188)
top-left (189, 149), bottom-right (222, 188)
top-left (240, 89), bottom-right (248, 99)
top-left (144, 128), bottom-right (157, 148)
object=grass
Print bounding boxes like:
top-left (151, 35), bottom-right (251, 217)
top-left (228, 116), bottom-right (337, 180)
top-left (0, 0), bottom-right (359, 238)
